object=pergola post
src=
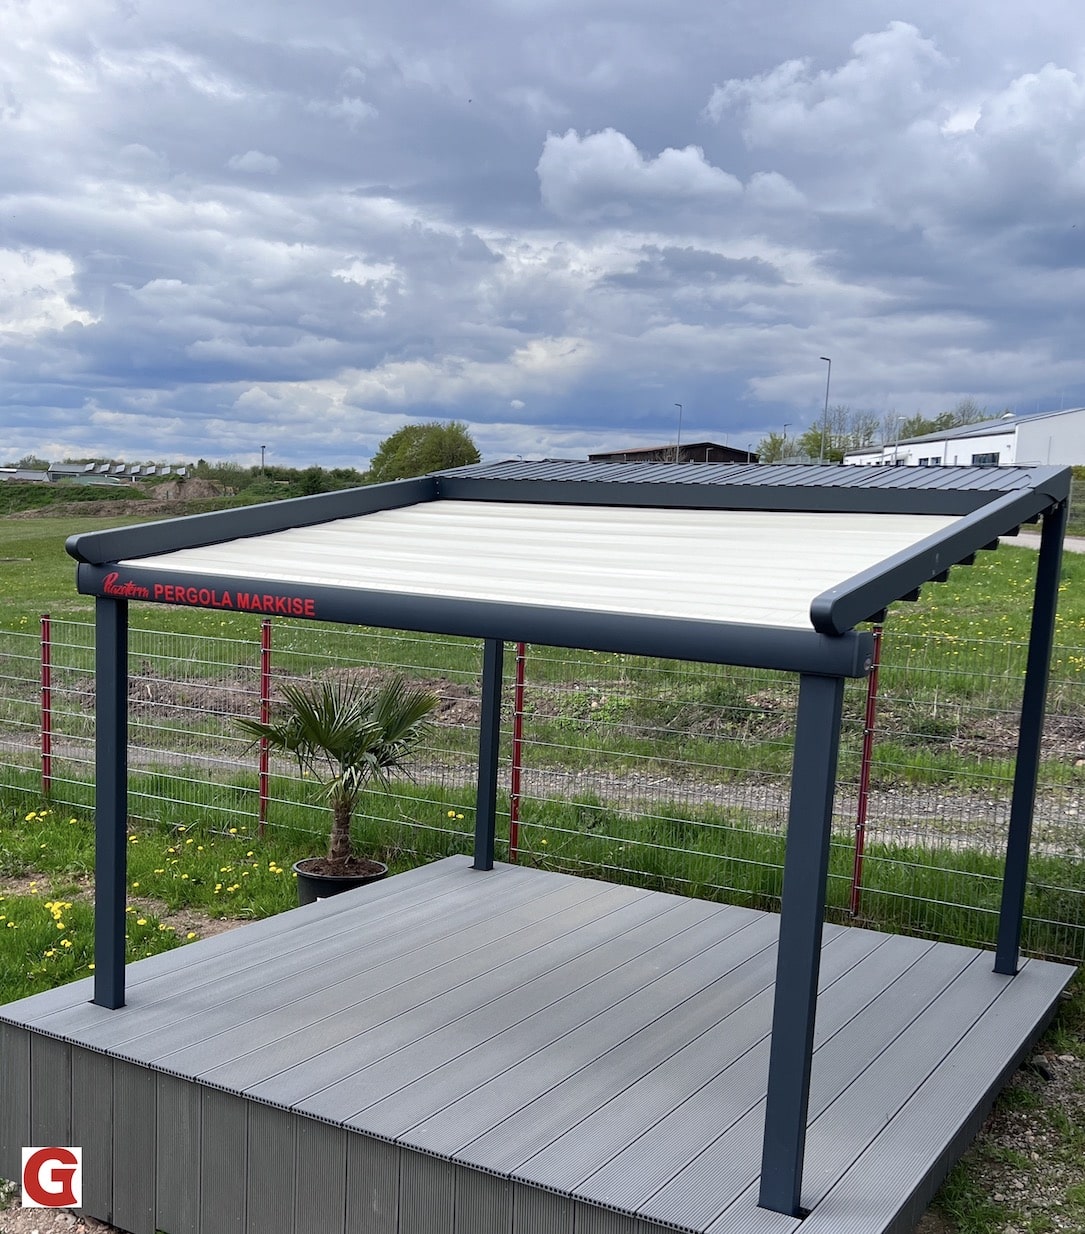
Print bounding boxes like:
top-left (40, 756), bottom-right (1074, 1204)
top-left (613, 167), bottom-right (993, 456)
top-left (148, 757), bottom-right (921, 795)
top-left (995, 500), bottom-right (1067, 975)
top-left (93, 597), bottom-right (128, 1009)
top-left (473, 638), bottom-right (504, 870)
top-left (759, 671), bottom-right (845, 1217)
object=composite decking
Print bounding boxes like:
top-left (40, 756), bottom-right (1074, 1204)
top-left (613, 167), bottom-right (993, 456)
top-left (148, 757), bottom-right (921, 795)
top-left (0, 858), bottom-right (1073, 1234)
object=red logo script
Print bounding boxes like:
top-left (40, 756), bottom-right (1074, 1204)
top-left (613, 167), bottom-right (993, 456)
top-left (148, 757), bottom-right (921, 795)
top-left (21, 1146), bottom-right (82, 1208)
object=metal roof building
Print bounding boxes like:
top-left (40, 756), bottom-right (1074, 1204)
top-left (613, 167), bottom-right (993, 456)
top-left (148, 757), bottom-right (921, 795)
top-left (844, 406), bottom-right (1085, 468)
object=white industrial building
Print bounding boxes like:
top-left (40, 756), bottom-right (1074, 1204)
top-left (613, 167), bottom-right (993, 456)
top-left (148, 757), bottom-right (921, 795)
top-left (843, 407), bottom-right (1085, 468)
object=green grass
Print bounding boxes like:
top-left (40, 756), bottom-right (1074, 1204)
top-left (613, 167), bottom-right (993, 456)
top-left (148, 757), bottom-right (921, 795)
top-left (931, 976), bottom-right (1085, 1234)
top-left (0, 485), bottom-right (150, 516)
top-left (2, 776), bottom-right (1081, 998)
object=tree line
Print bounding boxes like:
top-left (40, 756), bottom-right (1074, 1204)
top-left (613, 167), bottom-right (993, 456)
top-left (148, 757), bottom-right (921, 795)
top-left (5, 421), bottom-right (482, 498)
top-left (755, 398), bottom-right (996, 464)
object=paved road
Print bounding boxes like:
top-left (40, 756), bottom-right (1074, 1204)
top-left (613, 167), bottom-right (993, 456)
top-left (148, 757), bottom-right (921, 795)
top-left (1008, 532), bottom-right (1085, 553)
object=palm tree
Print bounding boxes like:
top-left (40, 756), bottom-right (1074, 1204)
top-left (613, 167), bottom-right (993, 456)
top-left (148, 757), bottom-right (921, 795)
top-left (239, 675), bottom-right (439, 869)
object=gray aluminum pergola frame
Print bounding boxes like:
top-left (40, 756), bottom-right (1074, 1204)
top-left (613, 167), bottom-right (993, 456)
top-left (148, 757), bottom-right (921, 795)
top-left (66, 461), bottom-right (1070, 1220)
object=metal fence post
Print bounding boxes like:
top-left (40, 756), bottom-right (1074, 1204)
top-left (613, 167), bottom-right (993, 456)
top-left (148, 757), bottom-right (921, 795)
top-left (850, 622), bottom-right (883, 915)
top-left (258, 619), bottom-right (272, 835)
top-left (509, 642), bottom-right (526, 862)
top-left (40, 613), bottom-right (53, 798)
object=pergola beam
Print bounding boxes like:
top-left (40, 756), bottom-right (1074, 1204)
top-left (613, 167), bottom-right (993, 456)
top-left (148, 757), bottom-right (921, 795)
top-left (995, 498), bottom-right (1068, 974)
top-left (473, 638), bottom-right (504, 871)
top-left (93, 597), bottom-right (129, 1009)
top-left (759, 671), bottom-right (846, 1217)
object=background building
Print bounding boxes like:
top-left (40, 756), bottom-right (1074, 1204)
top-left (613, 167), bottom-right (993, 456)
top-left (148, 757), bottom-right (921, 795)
top-left (844, 407), bottom-right (1085, 467)
top-left (589, 441), bottom-right (758, 464)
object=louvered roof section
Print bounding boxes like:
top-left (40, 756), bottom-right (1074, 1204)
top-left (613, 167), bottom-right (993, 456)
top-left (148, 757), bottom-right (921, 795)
top-left (67, 463), bottom-right (1070, 678)
top-left (118, 503), bottom-right (959, 631)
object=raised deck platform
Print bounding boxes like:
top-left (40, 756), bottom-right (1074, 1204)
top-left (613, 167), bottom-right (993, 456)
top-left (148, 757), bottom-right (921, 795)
top-left (0, 858), bottom-right (1073, 1234)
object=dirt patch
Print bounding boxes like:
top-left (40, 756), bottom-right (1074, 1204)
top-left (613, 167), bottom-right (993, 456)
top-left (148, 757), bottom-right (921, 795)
top-left (0, 1191), bottom-right (116, 1233)
top-left (0, 873), bottom-right (244, 942)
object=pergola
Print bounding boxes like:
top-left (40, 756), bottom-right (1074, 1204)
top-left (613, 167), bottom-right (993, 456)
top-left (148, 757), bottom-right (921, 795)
top-left (61, 460), bottom-right (1070, 1220)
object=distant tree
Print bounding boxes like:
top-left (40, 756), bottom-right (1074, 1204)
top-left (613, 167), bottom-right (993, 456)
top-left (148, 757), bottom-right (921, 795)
top-left (755, 431), bottom-right (794, 463)
top-left (886, 399), bottom-right (990, 443)
top-left (299, 465), bottom-right (327, 496)
top-left (367, 421), bottom-right (480, 483)
top-left (15, 454), bottom-right (50, 470)
top-left (328, 467), bottom-right (367, 487)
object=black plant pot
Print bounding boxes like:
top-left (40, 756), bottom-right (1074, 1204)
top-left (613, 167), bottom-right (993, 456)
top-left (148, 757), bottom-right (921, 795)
top-left (293, 858), bottom-right (388, 906)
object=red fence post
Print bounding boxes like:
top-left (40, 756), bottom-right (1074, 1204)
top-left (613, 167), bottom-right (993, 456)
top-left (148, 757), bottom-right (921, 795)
top-left (850, 622), bottom-right (884, 916)
top-left (41, 613), bottom-right (52, 798)
top-left (509, 642), bottom-right (526, 862)
top-left (258, 618), bottom-right (272, 836)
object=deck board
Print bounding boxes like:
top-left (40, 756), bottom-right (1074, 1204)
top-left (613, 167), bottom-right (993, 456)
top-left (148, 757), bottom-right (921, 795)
top-left (0, 858), bottom-right (1073, 1234)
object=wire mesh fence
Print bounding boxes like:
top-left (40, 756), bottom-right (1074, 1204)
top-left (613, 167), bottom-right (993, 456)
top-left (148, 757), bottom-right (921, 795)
top-left (0, 613), bottom-right (1082, 960)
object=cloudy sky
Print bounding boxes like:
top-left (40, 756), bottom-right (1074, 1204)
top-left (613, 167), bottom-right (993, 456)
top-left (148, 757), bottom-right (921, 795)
top-left (3, 1), bottom-right (1084, 468)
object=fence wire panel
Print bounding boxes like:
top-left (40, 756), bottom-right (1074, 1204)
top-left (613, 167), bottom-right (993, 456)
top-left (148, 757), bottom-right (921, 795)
top-left (503, 647), bottom-right (804, 907)
top-left (126, 620), bottom-right (264, 828)
top-left (0, 627), bottom-right (40, 796)
top-left (853, 630), bottom-right (1085, 958)
top-left (37, 619), bottom-right (95, 810)
top-left (258, 622), bottom-right (481, 858)
top-left (1, 612), bottom-right (1082, 961)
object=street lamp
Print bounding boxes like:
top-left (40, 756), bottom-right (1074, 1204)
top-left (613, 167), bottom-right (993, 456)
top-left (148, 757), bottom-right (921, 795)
top-left (260, 444), bottom-right (266, 475)
top-left (674, 403), bottom-right (683, 464)
top-left (818, 357), bottom-right (832, 464)
top-left (892, 416), bottom-right (905, 466)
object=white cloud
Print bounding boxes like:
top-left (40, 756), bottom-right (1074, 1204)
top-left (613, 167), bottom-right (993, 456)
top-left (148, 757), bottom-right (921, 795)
top-left (706, 23), bottom-right (947, 148)
top-left (307, 96), bottom-right (378, 127)
top-left (227, 150), bottom-right (281, 174)
top-left (0, 248), bottom-right (98, 336)
top-left (538, 128), bottom-right (742, 220)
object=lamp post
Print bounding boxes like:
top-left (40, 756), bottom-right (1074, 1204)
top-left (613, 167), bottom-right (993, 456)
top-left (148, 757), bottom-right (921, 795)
top-left (818, 357), bottom-right (831, 463)
top-left (892, 416), bottom-right (905, 466)
top-left (260, 444), bottom-right (266, 475)
top-left (674, 403), bottom-right (683, 464)
top-left (782, 423), bottom-right (790, 463)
